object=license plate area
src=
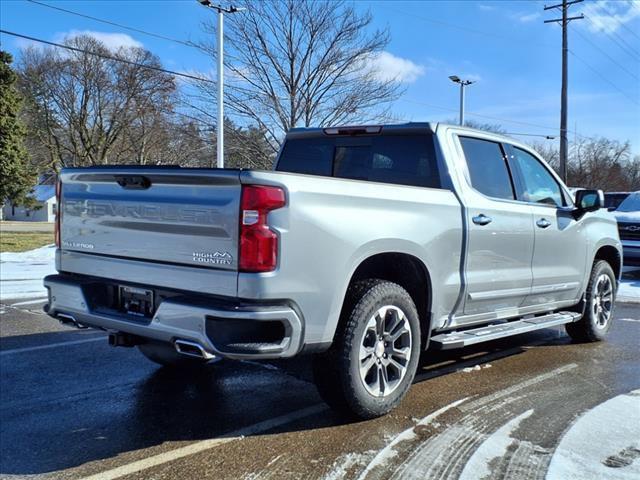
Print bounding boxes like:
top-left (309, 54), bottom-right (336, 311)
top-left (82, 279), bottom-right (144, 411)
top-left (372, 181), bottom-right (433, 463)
top-left (119, 286), bottom-right (154, 318)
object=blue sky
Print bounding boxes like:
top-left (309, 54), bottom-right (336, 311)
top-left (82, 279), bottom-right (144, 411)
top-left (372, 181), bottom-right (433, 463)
top-left (1, 0), bottom-right (639, 153)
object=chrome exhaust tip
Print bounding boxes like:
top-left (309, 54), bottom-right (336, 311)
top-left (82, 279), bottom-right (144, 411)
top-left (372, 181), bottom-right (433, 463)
top-left (174, 339), bottom-right (216, 360)
top-left (56, 313), bottom-right (88, 329)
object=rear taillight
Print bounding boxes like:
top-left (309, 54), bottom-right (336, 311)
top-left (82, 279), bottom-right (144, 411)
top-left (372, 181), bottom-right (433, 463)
top-left (239, 185), bottom-right (286, 272)
top-left (55, 179), bottom-right (61, 248)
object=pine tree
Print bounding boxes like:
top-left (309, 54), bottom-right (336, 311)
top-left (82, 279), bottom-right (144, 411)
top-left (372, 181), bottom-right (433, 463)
top-left (0, 50), bottom-right (36, 209)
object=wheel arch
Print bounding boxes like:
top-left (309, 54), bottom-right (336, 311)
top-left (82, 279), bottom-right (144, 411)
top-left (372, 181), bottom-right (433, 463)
top-left (341, 252), bottom-right (433, 350)
top-left (593, 244), bottom-right (622, 281)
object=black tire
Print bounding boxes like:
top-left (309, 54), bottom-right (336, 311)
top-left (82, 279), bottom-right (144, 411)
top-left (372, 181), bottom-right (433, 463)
top-left (566, 260), bottom-right (616, 342)
top-left (137, 341), bottom-right (213, 369)
top-left (313, 279), bottom-right (421, 419)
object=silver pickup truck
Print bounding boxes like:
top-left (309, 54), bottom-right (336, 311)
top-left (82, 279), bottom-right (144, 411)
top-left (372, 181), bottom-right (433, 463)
top-left (44, 123), bottom-right (622, 419)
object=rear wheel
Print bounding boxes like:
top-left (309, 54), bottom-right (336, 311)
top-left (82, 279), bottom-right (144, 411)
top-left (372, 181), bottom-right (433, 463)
top-left (566, 260), bottom-right (616, 342)
top-left (313, 279), bottom-right (421, 419)
top-left (138, 341), bottom-right (213, 369)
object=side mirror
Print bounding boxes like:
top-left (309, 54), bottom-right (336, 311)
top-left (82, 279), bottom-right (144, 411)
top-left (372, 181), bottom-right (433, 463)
top-left (575, 189), bottom-right (604, 213)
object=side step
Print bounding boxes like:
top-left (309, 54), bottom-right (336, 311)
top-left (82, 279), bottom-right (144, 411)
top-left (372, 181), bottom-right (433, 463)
top-left (431, 311), bottom-right (582, 350)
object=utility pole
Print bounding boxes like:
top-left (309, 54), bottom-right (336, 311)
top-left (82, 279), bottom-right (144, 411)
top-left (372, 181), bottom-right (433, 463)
top-left (197, 1), bottom-right (245, 168)
top-left (448, 76), bottom-right (475, 126)
top-left (544, 0), bottom-right (583, 183)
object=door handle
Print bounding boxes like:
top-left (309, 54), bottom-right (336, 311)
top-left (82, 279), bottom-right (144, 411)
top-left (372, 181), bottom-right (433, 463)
top-left (472, 214), bottom-right (492, 226)
top-left (536, 218), bottom-right (551, 229)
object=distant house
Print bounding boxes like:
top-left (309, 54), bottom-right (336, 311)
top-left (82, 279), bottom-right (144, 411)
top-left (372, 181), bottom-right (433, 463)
top-left (2, 185), bottom-right (57, 222)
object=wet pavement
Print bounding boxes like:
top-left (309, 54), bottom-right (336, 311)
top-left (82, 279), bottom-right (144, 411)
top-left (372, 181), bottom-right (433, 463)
top-left (1, 298), bottom-right (638, 479)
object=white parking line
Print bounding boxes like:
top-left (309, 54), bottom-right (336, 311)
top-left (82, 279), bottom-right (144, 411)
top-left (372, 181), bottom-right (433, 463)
top-left (9, 297), bottom-right (48, 306)
top-left (0, 337), bottom-right (104, 356)
top-left (80, 404), bottom-right (327, 480)
top-left (619, 318), bottom-right (640, 323)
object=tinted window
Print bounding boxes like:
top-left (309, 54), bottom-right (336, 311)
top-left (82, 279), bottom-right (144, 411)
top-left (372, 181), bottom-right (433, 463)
top-left (604, 193), bottom-right (630, 210)
top-left (277, 134), bottom-right (440, 188)
top-left (459, 137), bottom-right (514, 200)
top-left (511, 147), bottom-right (565, 207)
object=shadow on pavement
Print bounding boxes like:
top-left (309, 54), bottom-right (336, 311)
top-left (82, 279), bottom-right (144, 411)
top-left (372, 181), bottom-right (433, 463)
top-left (0, 325), bottom-right (575, 475)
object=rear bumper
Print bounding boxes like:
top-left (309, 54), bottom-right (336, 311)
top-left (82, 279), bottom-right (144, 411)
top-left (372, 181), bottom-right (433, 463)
top-left (43, 274), bottom-right (304, 360)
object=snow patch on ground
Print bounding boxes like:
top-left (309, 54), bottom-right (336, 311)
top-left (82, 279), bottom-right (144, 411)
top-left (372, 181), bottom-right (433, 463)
top-left (356, 397), bottom-right (469, 479)
top-left (546, 390), bottom-right (640, 480)
top-left (462, 364), bottom-right (492, 373)
top-left (458, 409), bottom-right (534, 480)
top-left (0, 245), bottom-right (56, 301)
top-left (618, 277), bottom-right (640, 303)
top-left (324, 451), bottom-right (376, 480)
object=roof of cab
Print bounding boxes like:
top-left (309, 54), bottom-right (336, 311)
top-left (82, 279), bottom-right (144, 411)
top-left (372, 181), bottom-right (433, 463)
top-left (285, 122), bottom-right (436, 139)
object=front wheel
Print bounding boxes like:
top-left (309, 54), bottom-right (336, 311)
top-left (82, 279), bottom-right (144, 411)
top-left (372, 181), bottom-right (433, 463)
top-left (566, 260), bottom-right (616, 342)
top-left (313, 279), bottom-right (421, 419)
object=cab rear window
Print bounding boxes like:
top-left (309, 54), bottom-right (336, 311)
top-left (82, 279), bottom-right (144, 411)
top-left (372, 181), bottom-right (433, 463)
top-left (276, 134), bottom-right (441, 189)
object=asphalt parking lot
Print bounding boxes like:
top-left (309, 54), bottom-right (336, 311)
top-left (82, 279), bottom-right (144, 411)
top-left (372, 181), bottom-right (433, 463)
top-left (1, 295), bottom-right (639, 480)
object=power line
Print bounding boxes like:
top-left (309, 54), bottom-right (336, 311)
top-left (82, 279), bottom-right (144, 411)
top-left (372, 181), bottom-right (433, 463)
top-left (609, 27), bottom-right (640, 59)
top-left (0, 29), bottom-right (216, 85)
top-left (570, 24), bottom-right (639, 81)
top-left (504, 132), bottom-right (557, 139)
top-left (395, 9), bottom-right (555, 47)
top-left (583, 15), bottom-right (640, 62)
top-left (598, 2), bottom-right (640, 42)
top-left (399, 97), bottom-right (584, 136)
top-left (25, 0), bottom-right (195, 48)
top-left (568, 49), bottom-right (640, 106)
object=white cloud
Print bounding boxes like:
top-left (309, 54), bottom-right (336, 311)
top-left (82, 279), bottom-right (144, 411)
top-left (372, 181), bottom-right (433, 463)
top-left (582, 0), bottom-right (640, 34)
top-left (366, 51), bottom-right (425, 83)
top-left (518, 12), bottom-right (540, 23)
top-left (452, 72), bottom-right (482, 83)
top-left (14, 37), bottom-right (40, 50)
top-left (54, 30), bottom-right (143, 51)
top-left (478, 3), bottom-right (495, 11)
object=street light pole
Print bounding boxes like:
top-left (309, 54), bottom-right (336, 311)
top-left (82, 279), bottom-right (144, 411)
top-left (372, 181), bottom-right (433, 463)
top-left (449, 75), bottom-right (475, 126)
top-left (217, 9), bottom-right (224, 168)
top-left (197, 1), bottom-right (245, 168)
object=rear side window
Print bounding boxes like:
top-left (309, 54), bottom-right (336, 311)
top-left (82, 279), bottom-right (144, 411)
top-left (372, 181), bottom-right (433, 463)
top-left (277, 134), bottom-right (440, 188)
top-left (459, 137), bottom-right (514, 200)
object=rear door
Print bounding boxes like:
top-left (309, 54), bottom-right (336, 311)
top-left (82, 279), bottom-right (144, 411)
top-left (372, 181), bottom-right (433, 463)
top-left (457, 137), bottom-right (534, 319)
top-left (505, 146), bottom-right (587, 306)
top-left (60, 168), bottom-right (241, 270)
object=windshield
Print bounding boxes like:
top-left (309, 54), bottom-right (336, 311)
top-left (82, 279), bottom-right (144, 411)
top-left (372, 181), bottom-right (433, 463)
top-left (616, 192), bottom-right (640, 212)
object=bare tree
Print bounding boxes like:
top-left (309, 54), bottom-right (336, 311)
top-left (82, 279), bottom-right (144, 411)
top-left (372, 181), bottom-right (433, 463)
top-left (18, 35), bottom-right (176, 170)
top-left (529, 140), bottom-right (560, 171)
top-left (570, 137), bottom-right (639, 191)
top-left (190, 0), bottom-right (402, 150)
top-left (530, 138), bottom-right (640, 191)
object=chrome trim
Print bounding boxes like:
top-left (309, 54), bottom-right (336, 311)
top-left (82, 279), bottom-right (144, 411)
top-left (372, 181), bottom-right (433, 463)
top-left (174, 339), bottom-right (216, 360)
top-left (468, 282), bottom-right (580, 301)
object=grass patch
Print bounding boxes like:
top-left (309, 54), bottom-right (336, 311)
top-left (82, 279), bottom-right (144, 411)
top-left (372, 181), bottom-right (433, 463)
top-left (0, 232), bottom-right (54, 252)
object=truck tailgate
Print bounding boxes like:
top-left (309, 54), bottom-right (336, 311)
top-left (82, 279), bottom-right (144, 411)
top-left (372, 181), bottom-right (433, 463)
top-left (60, 168), bottom-right (241, 271)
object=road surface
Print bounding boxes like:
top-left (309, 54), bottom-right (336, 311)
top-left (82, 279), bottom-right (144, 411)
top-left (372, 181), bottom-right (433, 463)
top-left (1, 298), bottom-right (638, 479)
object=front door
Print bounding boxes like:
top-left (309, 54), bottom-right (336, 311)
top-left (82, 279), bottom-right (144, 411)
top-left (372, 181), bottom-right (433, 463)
top-left (506, 146), bottom-right (587, 307)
